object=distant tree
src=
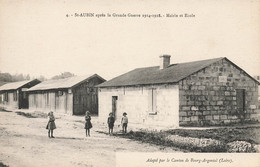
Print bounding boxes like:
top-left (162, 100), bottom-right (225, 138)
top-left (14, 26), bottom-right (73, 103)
top-left (38, 75), bottom-right (46, 81)
top-left (31, 75), bottom-right (47, 81)
top-left (0, 72), bottom-right (33, 82)
top-left (0, 73), bottom-right (12, 82)
top-left (51, 72), bottom-right (75, 80)
top-left (25, 74), bottom-right (30, 80)
top-left (13, 73), bottom-right (24, 81)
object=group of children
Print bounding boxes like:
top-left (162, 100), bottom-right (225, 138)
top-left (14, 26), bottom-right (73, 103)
top-left (107, 112), bottom-right (128, 135)
top-left (46, 111), bottom-right (128, 138)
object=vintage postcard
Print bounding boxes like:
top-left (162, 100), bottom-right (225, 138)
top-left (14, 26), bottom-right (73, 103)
top-left (0, 0), bottom-right (259, 167)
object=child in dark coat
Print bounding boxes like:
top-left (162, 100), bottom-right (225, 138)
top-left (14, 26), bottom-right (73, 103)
top-left (46, 111), bottom-right (56, 138)
top-left (84, 111), bottom-right (92, 137)
top-left (107, 112), bottom-right (115, 135)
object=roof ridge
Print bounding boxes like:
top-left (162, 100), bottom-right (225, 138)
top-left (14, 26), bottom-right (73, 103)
top-left (131, 57), bottom-right (224, 70)
top-left (97, 57), bottom-right (226, 87)
top-left (27, 74), bottom-right (99, 91)
top-left (174, 57), bottom-right (224, 65)
top-left (0, 79), bottom-right (39, 91)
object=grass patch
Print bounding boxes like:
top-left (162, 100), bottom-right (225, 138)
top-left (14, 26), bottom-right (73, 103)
top-left (113, 130), bottom-right (185, 151)
top-left (0, 161), bottom-right (9, 167)
top-left (15, 111), bottom-right (48, 118)
top-left (15, 111), bottom-right (36, 118)
top-left (111, 126), bottom-right (260, 152)
top-left (113, 130), bottom-right (226, 152)
top-left (166, 126), bottom-right (260, 144)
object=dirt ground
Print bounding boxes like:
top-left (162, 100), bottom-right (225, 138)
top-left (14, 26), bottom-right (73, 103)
top-left (0, 110), bottom-right (180, 167)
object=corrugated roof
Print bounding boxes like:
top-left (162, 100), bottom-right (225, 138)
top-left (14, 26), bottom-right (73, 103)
top-left (0, 80), bottom-right (36, 91)
top-left (27, 74), bottom-right (104, 91)
top-left (98, 57), bottom-right (225, 87)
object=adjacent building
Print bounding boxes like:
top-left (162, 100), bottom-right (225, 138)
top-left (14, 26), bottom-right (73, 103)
top-left (27, 74), bottom-right (105, 115)
top-left (253, 75), bottom-right (260, 101)
top-left (97, 56), bottom-right (259, 128)
top-left (0, 79), bottom-right (41, 109)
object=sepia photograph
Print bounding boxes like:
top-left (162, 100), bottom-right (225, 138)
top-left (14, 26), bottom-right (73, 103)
top-left (0, 0), bottom-right (260, 167)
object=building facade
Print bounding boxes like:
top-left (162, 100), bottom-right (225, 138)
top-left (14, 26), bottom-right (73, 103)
top-left (27, 74), bottom-right (105, 115)
top-left (0, 79), bottom-right (41, 109)
top-left (97, 56), bottom-right (259, 128)
top-left (253, 75), bottom-right (260, 101)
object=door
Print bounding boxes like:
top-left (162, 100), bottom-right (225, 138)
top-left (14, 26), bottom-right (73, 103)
top-left (20, 91), bottom-right (29, 109)
top-left (236, 89), bottom-right (245, 118)
top-left (112, 96), bottom-right (118, 119)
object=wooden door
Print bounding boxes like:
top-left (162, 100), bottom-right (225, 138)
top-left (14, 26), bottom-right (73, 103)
top-left (236, 89), bottom-right (245, 116)
top-left (20, 91), bottom-right (29, 109)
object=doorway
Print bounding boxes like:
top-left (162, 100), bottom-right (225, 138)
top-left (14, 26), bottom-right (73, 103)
top-left (236, 89), bottom-right (245, 118)
top-left (20, 91), bottom-right (29, 109)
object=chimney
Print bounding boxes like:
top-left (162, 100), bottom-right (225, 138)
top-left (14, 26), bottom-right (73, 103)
top-left (159, 55), bottom-right (171, 69)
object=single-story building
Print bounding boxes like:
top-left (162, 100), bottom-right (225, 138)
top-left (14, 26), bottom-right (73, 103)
top-left (253, 75), bottom-right (260, 101)
top-left (27, 74), bottom-right (105, 115)
top-left (0, 79), bottom-right (41, 109)
top-left (97, 56), bottom-right (259, 128)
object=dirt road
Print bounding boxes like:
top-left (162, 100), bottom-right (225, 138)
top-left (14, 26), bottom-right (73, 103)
top-left (0, 110), bottom-right (179, 167)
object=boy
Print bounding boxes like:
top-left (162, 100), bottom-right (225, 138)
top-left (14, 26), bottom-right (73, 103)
top-left (107, 112), bottom-right (115, 135)
top-left (121, 112), bottom-right (128, 133)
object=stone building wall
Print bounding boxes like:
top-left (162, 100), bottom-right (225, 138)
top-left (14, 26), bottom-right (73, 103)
top-left (98, 84), bottom-right (179, 128)
top-left (179, 58), bottom-right (259, 126)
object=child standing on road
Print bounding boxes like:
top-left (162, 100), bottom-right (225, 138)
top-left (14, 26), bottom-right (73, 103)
top-left (121, 112), bottom-right (128, 133)
top-left (84, 111), bottom-right (92, 137)
top-left (46, 111), bottom-right (56, 138)
top-left (107, 112), bottom-right (115, 135)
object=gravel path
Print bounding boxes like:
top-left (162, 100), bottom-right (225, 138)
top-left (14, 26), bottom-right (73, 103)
top-left (0, 110), bottom-right (180, 167)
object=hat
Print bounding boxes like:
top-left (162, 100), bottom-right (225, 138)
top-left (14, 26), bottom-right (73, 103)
top-left (48, 111), bottom-right (53, 116)
top-left (123, 112), bottom-right (127, 115)
top-left (86, 111), bottom-right (90, 115)
top-left (109, 112), bottom-right (113, 116)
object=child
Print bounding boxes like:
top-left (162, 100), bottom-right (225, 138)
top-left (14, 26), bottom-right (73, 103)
top-left (107, 112), bottom-right (115, 135)
top-left (121, 112), bottom-right (128, 133)
top-left (46, 111), bottom-right (56, 138)
top-left (84, 111), bottom-right (92, 137)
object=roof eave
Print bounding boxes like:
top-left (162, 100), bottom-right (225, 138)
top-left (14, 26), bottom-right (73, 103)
top-left (0, 79), bottom-right (40, 92)
top-left (27, 87), bottom-right (70, 92)
top-left (70, 74), bottom-right (106, 89)
top-left (98, 81), bottom-right (179, 88)
top-left (223, 58), bottom-right (260, 85)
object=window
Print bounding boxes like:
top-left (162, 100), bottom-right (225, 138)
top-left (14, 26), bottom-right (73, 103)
top-left (0, 94), bottom-right (3, 103)
top-left (13, 91), bottom-right (18, 101)
top-left (148, 88), bottom-right (157, 115)
top-left (4, 92), bottom-right (8, 102)
top-left (58, 91), bottom-right (63, 96)
top-left (68, 89), bottom-right (72, 94)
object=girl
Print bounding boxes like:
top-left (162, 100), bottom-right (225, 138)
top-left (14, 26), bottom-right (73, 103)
top-left (46, 111), bottom-right (56, 138)
top-left (84, 111), bottom-right (92, 137)
top-left (107, 112), bottom-right (115, 135)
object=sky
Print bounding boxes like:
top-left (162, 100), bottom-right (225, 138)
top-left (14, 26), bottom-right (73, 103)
top-left (0, 0), bottom-right (259, 80)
